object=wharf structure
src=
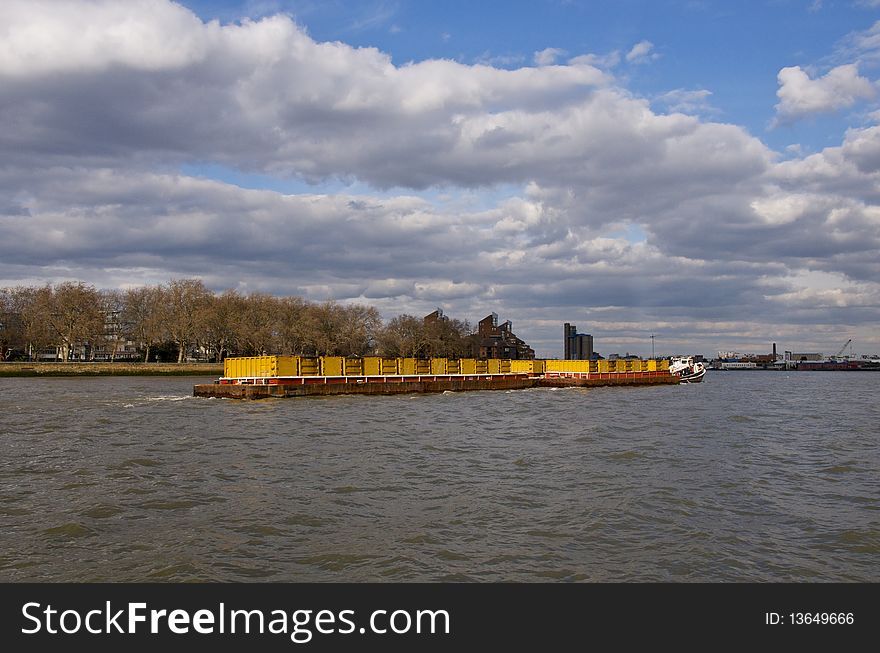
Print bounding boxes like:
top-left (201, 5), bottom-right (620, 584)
top-left (194, 355), bottom-right (676, 399)
top-left (711, 342), bottom-right (880, 371)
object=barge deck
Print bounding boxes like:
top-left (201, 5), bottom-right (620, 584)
top-left (193, 355), bottom-right (679, 399)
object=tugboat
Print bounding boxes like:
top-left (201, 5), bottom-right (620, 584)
top-left (669, 356), bottom-right (706, 383)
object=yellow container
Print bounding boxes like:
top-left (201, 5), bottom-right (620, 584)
top-left (512, 360), bottom-right (543, 373)
top-left (446, 359), bottom-right (461, 374)
top-left (399, 358), bottom-right (417, 375)
top-left (430, 358), bottom-right (447, 375)
top-left (460, 359), bottom-right (477, 374)
top-left (658, 359), bottom-right (670, 371)
top-left (547, 359), bottom-right (593, 373)
top-left (415, 359), bottom-right (431, 375)
top-left (321, 356), bottom-right (345, 376)
top-left (344, 358), bottom-right (363, 376)
top-left (277, 356), bottom-right (299, 376)
top-left (381, 358), bottom-right (399, 375)
top-left (544, 359), bottom-right (563, 372)
top-left (300, 357), bottom-right (319, 376)
top-left (475, 360), bottom-right (489, 374)
top-left (487, 359), bottom-right (512, 374)
top-left (224, 355), bottom-right (298, 378)
top-left (543, 359), bottom-right (587, 373)
top-left (362, 357), bottom-right (382, 376)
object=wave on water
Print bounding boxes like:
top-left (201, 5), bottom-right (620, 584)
top-left (118, 395), bottom-right (194, 407)
top-left (146, 395), bottom-right (194, 402)
top-left (4, 371), bottom-right (879, 583)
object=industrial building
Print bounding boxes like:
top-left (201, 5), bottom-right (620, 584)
top-left (563, 323), bottom-right (593, 360)
top-left (471, 313), bottom-right (535, 360)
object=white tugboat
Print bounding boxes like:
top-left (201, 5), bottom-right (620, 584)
top-left (669, 356), bottom-right (706, 383)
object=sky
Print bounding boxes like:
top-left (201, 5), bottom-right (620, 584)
top-left (2, 0), bottom-right (880, 358)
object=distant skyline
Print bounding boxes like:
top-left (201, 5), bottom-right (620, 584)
top-left (2, 0), bottom-right (880, 357)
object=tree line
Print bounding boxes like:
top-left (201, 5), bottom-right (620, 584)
top-left (0, 279), bottom-right (473, 363)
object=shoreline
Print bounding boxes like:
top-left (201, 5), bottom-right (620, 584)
top-left (0, 362), bottom-right (223, 377)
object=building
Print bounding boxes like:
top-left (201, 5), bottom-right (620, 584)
top-left (718, 361), bottom-right (758, 369)
top-left (791, 352), bottom-right (823, 362)
top-left (471, 313), bottom-right (535, 359)
top-left (563, 323), bottom-right (593, 360)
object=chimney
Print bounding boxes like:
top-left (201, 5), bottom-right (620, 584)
top-left (772, 342), bottom-right (777, 358)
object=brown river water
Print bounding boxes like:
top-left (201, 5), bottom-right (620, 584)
top-left (1, 371), bottom-right (878, 581)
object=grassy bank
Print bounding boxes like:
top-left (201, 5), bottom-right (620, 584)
top-left (0, 362), bottom-right (223, 377)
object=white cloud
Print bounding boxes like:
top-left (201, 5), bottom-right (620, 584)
top-left (750, 194), bottom-right (823, 225)
top-left (569, 51), bottom-right (621, 69)
top-left (625, 40), bottom-right (657, 64)
top-left (0, 6), bottom-right (615, 187)
top-left (534, 47), bottom-right (566, 66)
top-left (475, 51), bottom-right (526, 67)
top-left (0, 0), bottom-right (213, 76)
top-left (774, 63), bottom-right (876, 124)
top-left (1, 1), bottom-right (880, 354)
top-left (653, 88), bottom-right (715, 115)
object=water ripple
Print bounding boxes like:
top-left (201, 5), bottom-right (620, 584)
top-left (0, 373), bottom-right (878, 581)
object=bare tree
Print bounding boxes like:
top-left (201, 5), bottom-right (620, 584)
top-left (339, 304), bottom-right (382, 356)
top-left (8, 286), bottom-right (52, 360)
top-left (305, 302), bottom-right (380, 356)
top-left (41, 282), bottom-right (104, 361)
top-left (427, 315), bottom-right (471, 358)
top-left (164, 278), bottom-right (212, 363)
top-left (0, 288), bottom-right (16, 359)
top-left (276, 295), bottom-right (315, 355)
top-left (232, 292), bottom-right (281, 355)
top-left (308, 301), bottom-right (344, 355)
top-left (122, 286), bottom-right (167, 362)
top-left (0, 280), bottom-right (489, 364)
top-left (377, 314), bottom-right (428, 358)
top-left (198, 290), bottom-right (239, 362)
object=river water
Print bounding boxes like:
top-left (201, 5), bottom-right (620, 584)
top-left (1, 371), bottom-right (877, 582)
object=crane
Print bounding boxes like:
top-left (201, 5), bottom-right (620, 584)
top-left (834, 339), bottom-right (852, 360)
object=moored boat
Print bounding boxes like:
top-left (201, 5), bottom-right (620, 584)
top-left (669, 356), bottom-right (706, 383)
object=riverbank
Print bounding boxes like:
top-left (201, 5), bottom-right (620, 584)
top-left (0, 362), bottom-right (223, 377)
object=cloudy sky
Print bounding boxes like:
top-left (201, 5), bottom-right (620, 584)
top-left (2, 0), bottom-right (880, 358)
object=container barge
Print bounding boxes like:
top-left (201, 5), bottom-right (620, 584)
top-left (193, 356), bottom-right (679, 399)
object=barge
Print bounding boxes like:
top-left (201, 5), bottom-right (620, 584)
top-left (193, 356), bottom-right (680, 399)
